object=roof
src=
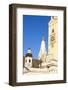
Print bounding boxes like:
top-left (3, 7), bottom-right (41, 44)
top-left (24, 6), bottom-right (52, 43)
top-left (25, 53), bottom-right (32, 57)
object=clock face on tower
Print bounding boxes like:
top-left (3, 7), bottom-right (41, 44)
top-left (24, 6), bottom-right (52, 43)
top-left (50, 29), bottom-right (56, 47)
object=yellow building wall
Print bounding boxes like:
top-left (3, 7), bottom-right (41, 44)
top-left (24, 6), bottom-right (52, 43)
top-left (48, 16), bottom-right (58, 60)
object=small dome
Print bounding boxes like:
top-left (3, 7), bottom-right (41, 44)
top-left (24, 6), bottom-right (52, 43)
top-left (25, 48), bottom-right (32, 57)
top-left (25, 53), bottom-right (32, 57)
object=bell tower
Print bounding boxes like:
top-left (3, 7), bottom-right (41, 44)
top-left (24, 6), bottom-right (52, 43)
top-left (25, 48), bottom-right (32, 68)
top-left (48, 16), bottom-right (58, 60)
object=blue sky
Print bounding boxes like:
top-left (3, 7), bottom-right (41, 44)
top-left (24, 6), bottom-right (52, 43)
top-left (23, 15), bottom-right (51, 58)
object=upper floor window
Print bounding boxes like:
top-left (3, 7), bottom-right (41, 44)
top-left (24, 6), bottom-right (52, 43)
top-left (29, 59), bottom-right (31, 63)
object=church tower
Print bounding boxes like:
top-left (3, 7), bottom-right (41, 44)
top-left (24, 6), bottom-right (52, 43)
top-left (38, 35), bottom-right (47, 62)
top-left (25, 48), bottom-right (32, 68)
top-left (48, 16), bottom-right (58, 60)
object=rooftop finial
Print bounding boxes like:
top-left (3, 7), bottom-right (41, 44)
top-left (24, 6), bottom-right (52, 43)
top-left (27, 48), bottom-right (32, 53)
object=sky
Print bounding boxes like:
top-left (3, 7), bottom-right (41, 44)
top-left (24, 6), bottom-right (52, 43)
top-left (23, 15), bottom-right (51, 58)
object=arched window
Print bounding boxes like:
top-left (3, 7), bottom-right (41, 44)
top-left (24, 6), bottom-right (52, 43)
top-left (29, 59), bottom-right (31, 63)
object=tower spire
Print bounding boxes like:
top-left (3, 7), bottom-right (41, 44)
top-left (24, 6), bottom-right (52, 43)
top-left (38, 34), bottom-right (47, 62)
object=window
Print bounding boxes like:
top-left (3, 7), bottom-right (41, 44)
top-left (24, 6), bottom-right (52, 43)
top-left (52, 29), bottom-right (54, 33)
top-left (29, 59), bottom-right (31, 63)
top-left (25, 59), bottom-right (27, 62)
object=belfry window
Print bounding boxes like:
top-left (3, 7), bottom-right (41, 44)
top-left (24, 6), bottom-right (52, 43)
top-left (52, 29), bottom-right (54, 33)
top-left (29, 59), bottom-right (31, 63)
